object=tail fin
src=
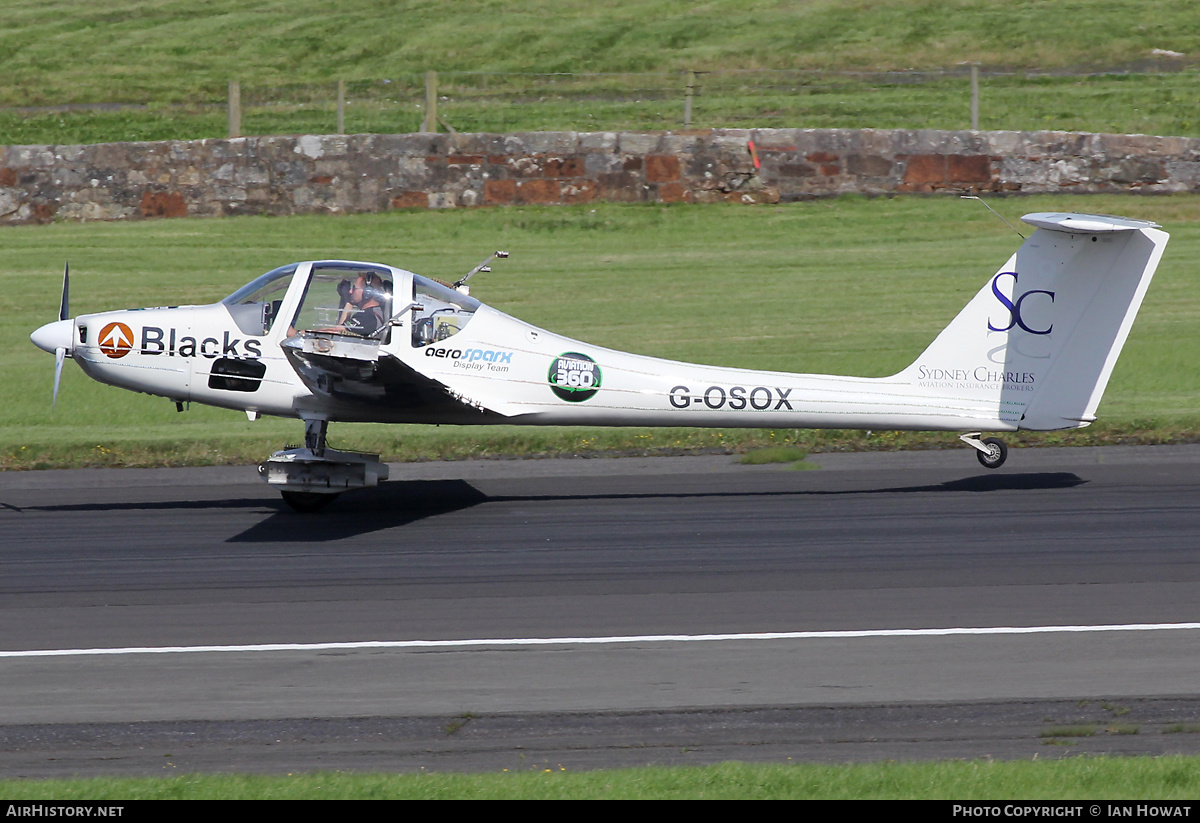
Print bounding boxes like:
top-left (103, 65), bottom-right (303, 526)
top-left (897, 213), bottom-right (1168, 431)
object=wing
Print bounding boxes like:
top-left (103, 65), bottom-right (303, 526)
top-left (280, 333), bottom-right (508, 422)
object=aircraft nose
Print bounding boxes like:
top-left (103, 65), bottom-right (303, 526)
top-left (30, 318), bottom-right (74, 354)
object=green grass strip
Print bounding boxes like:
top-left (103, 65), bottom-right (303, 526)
top-left (4, 756), bottom-right (1200, 799)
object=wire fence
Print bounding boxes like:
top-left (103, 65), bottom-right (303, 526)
top-left (6, 66), bottom-right (1200, 145)
top-left (236, 66), bottom-right (1200, 134)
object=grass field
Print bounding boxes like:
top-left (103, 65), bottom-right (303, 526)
top-left (4, 755), bottom-right (1200, 799)
top-left (4, 0), bottom-right (1200, 141)
top-left (7, 0), bottom-right (1200, 100)
top-left (6, 194), bottom-right (1200, 470)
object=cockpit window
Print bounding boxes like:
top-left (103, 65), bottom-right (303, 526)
top-left (411, 274), bottom-right (480, 346)
top-left (222, 264), bottom-right (298, 336)
top-left (291, 263), bottom-right (394, 338)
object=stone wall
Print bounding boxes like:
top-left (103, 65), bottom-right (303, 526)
top-left (2, 128), bottom-right (1199, 225)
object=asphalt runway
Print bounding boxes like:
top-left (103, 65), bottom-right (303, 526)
top-left (2, 444), bottom-right (1199, 777)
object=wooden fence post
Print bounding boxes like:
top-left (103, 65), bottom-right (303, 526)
top-left (684, 70), bottom-right (696, 127)
top-left (970, 65), bottom-right (980, 130)
top-left (422, 71), bottom-right (438, 133)
top-left (337, 79), bottom-right (346, 134)
top-left (228, 81), bottom-right (241, 138)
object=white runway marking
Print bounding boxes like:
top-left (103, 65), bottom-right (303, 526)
top-left (3, 622), bottom-right (1199, 658)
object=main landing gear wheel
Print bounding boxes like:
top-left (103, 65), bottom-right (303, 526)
top-left (280, 490), bottom-right (339, 513)
top-left (975, 437), bottom-right (1008, 469)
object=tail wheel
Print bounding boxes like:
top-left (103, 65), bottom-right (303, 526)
top-left (280, 490), bottom-right (339, 513)
top-left (976, 437), bottom-right (1007, 469)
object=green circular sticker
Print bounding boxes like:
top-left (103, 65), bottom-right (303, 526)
top-left (549, 352), bottom-right (602, 402)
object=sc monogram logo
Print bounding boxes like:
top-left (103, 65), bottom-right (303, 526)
top-left (988, 272), bottom-right (1054, 335)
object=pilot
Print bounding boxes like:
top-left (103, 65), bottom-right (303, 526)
top-left (338, 273), bottom-right (390, 336)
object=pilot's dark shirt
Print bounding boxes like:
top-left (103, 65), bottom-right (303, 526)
top-left (343, 304), bottom-right (385, 336)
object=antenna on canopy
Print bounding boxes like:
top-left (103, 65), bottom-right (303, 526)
top-left (453, 250), bottom-right (509, 295)
top-left (960, 195), bottom-right (1025, 240)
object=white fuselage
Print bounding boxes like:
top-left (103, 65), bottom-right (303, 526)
top-left (61, 297), bottom-right (1010, 432)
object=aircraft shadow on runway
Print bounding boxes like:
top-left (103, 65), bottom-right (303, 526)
top-left (231, 480), bottom-right (490, 542)
top-left (7, 472), bottom-right (1086, 543)
top-left (2, 481), bottom-right (490, 544)
top-left (910, 472), bottom-right (1088, 493)
top-left (229, 470), bottom-right (1087, 542)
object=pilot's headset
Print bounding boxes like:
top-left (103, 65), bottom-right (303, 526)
top-left (360, 273), bottom-right (391, 305)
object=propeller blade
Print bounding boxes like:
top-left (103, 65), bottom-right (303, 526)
top-left (60, 262), bottom-right (69, 322)
top-left (52, 262), bottom-right (70, 407)
top-left (53, 347), bottom-right (65, 408)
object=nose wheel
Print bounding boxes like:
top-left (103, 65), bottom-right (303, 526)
top-left (960, 433), bottom-right (1008, 469)
top-left (259, 416), bottom-right (389, 513)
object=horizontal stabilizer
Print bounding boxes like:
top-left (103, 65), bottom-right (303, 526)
top-left (1021, 213), bottom-right (1161, 234)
